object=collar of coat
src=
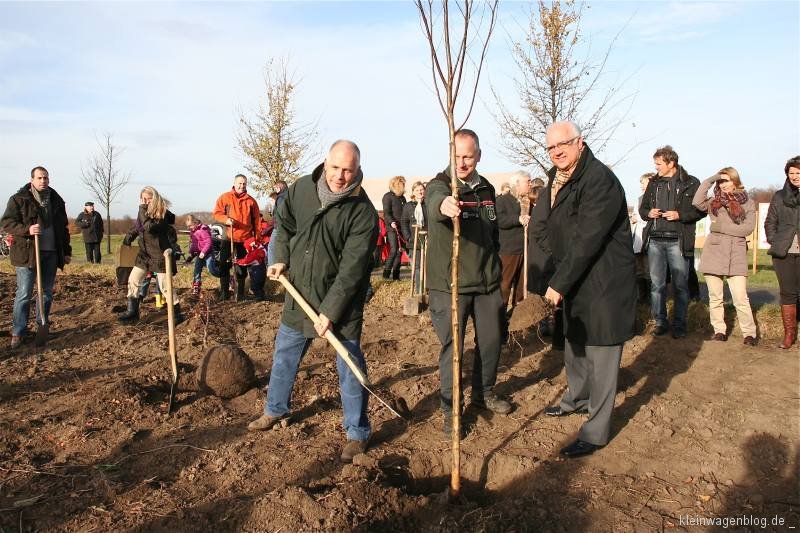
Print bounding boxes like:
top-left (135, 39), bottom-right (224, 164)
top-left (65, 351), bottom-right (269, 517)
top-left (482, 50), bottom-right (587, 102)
top-left (654, 165), bottom-right (692, 184)
top-left (546, 144), bottom-right (596, 208)
top-left (16, 183), bottom-right (65, 205)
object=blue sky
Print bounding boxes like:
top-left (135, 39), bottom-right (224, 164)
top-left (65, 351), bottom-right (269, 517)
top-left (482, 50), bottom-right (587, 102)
top-left (1, 1), bottom-right (798, 217)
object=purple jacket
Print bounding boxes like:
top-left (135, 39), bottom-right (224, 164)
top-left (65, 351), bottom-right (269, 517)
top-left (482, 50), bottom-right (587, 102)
top-left (189, 224), bottom-right (212, 255)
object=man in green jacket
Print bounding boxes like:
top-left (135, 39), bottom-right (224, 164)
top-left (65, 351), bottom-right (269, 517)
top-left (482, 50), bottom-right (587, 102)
top-left (426, 129), bottom-right (512, 437)
top-left (247, 140), bottom-right (378, 464)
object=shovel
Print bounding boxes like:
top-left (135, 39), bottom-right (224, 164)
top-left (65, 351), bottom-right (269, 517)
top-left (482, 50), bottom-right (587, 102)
top-left (163, 249), bottom-right (179, 413)
top-left (402, 225), bottom-right (422, 316)
top-left (277, 274), bottom-right (411, 420)
top-left (33, 234), bottom-right (49, 347)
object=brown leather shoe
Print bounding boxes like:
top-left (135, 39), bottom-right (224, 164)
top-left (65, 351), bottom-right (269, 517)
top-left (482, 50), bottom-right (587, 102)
top-left (247, 414), bottom-right (288, 431)
top-left (711, 332), bottom-right (727, 341)
top-left (10, 335), bottom-right (23, 349)
top-left (743, 336), bottom-right (758, 346)
top-left (779, 304), bottom-right (797, 349)
top-left (340, 439), bottom-right (368, 463)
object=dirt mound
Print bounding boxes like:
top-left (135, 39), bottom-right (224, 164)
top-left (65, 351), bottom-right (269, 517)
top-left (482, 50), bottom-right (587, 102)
top-left (197, 344), bottom-right (255, 398)
top-left (508, 294), bottom-right (552, 332)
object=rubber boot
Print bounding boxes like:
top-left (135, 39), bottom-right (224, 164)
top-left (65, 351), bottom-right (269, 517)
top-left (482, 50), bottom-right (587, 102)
top-left (218, 276), bottom-right (231, 302)
top-left (391, 267), bottom-right (400, 280)
top-left (778, 304), bottom-right (797, 349)
top-left (236, 275), bottom-right (246, 301)
top-left (173, 303), bottom-right (185, 325)
top-left (118, 297), bottom-right (140, 323)
top-left (382, 269), bottom-right (391, 279)
top-left (155, 293), bottom-right (164, 309)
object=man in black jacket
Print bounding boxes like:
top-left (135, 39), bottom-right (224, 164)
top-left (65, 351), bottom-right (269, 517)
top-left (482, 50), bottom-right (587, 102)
top-left (533, 121), bottom-right (635, 457)
top-left (1, 166), bottom-right (72, 349)
top-left (638, 145), bottom-right (705, 338)
top-left (76, 201), bottom-right (104, 263)
top-left (426, 129), bottom-right (512, 438)
top-left (247, 140), bottom-right (378, 464)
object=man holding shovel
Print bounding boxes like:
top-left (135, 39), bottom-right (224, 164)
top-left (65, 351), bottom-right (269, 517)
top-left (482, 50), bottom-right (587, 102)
top-left (247, 140), bottom-right (379, 464)
top-left (2, 166), bottom-right (71, 349)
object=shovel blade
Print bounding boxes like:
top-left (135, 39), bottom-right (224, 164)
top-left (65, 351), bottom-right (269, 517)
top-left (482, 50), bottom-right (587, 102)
top-left (34, 323), bottom-right (49, 347)
top-left (402, 296), bottom-right (421, 316)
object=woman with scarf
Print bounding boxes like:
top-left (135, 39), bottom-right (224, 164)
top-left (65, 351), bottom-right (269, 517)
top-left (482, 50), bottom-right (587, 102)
top-left (118, 186), bottom-right (182, 323)
top-left (765, 156), bottom-right (800, 349)
top-left (400, 180), bottom-right (427, 289)
top-left (693, 167), bottom-right (757, 345)
top-left (381, 175), bottom-right (406, 280)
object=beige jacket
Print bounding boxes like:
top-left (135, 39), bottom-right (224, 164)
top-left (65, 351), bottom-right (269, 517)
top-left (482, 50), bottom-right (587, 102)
top-left (693, 177), bottom-right (756, 277)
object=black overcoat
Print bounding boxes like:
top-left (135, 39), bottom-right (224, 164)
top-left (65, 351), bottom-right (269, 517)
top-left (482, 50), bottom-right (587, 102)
top-left (531, 145), bottom-right (636, 346)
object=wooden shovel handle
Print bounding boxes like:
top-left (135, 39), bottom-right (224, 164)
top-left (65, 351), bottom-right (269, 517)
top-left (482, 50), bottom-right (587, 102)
top-left (34, 233), bottom-right (45, 326)
top-left (277, 274), bottom-right (367, 383)
top-left (163, 249), bottom-right (179, 382)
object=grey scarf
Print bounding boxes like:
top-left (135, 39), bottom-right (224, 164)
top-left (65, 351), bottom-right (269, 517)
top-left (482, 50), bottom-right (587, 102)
top-left (317, 169), bottom-right (364, 208)
top-left (30, 186), bottom-right (52, 228)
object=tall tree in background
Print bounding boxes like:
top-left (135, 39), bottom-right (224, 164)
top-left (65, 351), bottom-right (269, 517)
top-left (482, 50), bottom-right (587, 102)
top-left (238, 57), bottom-right (319, 196)
top-left (81, 133), bottom-right (131, 254)
top-left (415, 0), bottom-right (498, 498)
top-left (494, 0), bottom-right (634, 173)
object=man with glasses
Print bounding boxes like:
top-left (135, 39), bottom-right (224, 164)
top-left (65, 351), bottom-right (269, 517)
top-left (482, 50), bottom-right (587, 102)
top-left (532, 121), bottom-right (635, 457)
top-left (638, 145), bottom-right (704, 338)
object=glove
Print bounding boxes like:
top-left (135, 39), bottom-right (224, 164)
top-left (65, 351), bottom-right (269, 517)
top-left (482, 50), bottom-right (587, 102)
top-left (184, 255), bottom-right (194, 264)
top-left (122, 235), bottom-right (133, 246)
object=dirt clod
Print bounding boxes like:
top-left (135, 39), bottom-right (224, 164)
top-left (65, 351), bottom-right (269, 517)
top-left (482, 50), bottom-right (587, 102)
top-left (197, 344), bottom-right (255, 398)
top-left (508, 295), bottom-right (552, 332)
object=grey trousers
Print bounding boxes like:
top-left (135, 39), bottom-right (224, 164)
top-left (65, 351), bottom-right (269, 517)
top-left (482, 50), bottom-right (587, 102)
top-left (559, 340), bottom-right (623, 446)
top-left (429, 288), bottom-right (504, 412)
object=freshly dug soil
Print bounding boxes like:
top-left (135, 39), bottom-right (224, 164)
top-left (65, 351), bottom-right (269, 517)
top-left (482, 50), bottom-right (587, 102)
top-left (508, 294), bottom-right (552, 332)
top-left (0, 270), bottom-right (797, 531)
top-left (197, 344), bottom-right (255, 399)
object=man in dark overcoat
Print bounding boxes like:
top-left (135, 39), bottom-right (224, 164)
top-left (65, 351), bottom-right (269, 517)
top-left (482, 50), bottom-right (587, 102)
top-left (531, 121), bottom-right (636, 457)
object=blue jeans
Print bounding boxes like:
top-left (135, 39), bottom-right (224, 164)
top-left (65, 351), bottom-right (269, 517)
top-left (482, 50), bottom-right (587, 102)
top-left (192, 255), bottom-right (207, 283)
top-left (13, 251), bottom-right (57, 336)
top-left (648, 239), bottom-right (688, 331)
top-left (265, 323), bottom-right (370, 441)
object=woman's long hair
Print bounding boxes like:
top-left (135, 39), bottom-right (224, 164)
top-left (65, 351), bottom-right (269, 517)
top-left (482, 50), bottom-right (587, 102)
top-left (388, 175), bottom-right (406, 196)
top-left (140, 186), bottom-right (171, 219)
top-left (409, 181), bottom-right (426, 202)
top-left (716, 167), bottom-right (744, 191)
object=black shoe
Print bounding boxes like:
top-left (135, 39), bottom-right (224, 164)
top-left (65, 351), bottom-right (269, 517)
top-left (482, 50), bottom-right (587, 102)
top-left (382, 269), bottom-right (391, 279)
top-left (391, 269), bottom-right (400, 281)
top-left (118, 297), bottom-right (140, 323)
top-left (712, 332), bottom-right (727, 341)
top-left (249, 292), bottom-right (266, 302)
top-left (743, 336), bottom-right (758, 346)
top-left (472, 393), bottom-right (512, 415)
top-left (653, 325), bottom-right (669, 336)
top-left (671, 329), bottom-right (686, 339)
top-left (544, 406), bottom-right (587, 417)
top-left (560, 439), bottom-right (601, 457)
top-left (172, 304), bottom-right (184, 325)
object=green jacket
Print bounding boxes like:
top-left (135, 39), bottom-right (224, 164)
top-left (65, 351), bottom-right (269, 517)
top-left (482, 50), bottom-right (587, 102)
top-left (425, 171), bottom-right (501, 294)
top-left (274, 165), bottom-right (378, 339)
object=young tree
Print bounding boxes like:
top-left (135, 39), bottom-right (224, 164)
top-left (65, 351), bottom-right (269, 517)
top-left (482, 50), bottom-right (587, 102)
top-left (494, 0), bottom-right (635, 173)
top-left (415, 0), bottom-right (498, 498)
top-left (237, 57), bottom-right (320, 197)
top-left (80, 133), bottom-right (131, 254)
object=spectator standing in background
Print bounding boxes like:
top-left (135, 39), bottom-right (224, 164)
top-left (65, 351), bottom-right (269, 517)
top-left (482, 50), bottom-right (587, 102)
top-left (76, 201), bottom-right (104, 263)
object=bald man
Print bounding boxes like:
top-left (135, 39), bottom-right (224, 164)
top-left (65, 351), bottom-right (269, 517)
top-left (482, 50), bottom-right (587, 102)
top-left (248, 140), bottom-right (378, 464)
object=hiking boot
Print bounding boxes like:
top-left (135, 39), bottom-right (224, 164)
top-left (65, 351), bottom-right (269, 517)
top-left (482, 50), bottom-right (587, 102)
top-left (340, 439), bottom-right (368, 463)
top-left (247, 414), bottom-right (288, 431)
top-left (10, 335), bottom-right (23, 349)
top-left (118, 297), bottom-right (140, 323)
top-left (191, 281), bottom-right (201, 296)
top-left (472, 393), bottom-right (512, 415)
top-left (236, 276), bottom-right (246, 301)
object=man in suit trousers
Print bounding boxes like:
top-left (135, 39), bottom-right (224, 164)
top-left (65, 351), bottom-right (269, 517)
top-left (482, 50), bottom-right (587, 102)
top-left (531, 121), bottom-right (636, 457)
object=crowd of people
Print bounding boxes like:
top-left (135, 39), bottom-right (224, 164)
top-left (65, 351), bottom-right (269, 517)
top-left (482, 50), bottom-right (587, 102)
top-left (2, 131), bottom-right (798, 462)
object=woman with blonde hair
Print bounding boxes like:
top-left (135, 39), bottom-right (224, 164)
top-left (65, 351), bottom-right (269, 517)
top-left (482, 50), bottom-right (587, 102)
top-left (381, 175), bottom-right (407, 280)
top-left (400, 180), bottom-right (427, 288)
top-left (119, 186), bottom-right (182, 323)
top-left (692, 167), bottom-right (757, 345)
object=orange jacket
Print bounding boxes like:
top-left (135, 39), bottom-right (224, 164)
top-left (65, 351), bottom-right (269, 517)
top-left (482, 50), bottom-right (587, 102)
top-left (212, 189), bottom-right (263, 243)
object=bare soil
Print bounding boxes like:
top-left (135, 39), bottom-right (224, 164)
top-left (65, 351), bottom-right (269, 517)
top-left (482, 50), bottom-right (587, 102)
top-left (0, 271), bottom-right (797, 532)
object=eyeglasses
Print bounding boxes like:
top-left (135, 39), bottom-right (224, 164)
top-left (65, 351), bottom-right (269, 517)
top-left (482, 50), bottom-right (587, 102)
top-left (546, 136), bottom-right (579, 153)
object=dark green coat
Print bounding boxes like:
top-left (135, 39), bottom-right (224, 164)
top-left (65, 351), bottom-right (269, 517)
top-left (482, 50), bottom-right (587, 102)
top-left (1, 184), bottom-right (71, 269)
top-left (425, 171), bottom-right (501, 294)
top-left (274, 165), bottom-right (378, 339)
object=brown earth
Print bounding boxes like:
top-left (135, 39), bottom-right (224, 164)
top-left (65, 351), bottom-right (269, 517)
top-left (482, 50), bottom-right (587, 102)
top-left (0, 271), bottom-right (797, 532)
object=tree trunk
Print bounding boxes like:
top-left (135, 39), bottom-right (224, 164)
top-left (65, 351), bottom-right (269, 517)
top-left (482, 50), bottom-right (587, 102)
top-left (448, 116), bottom-right (461, 498)
top-left (106, 206), bottom-right (112, 255)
